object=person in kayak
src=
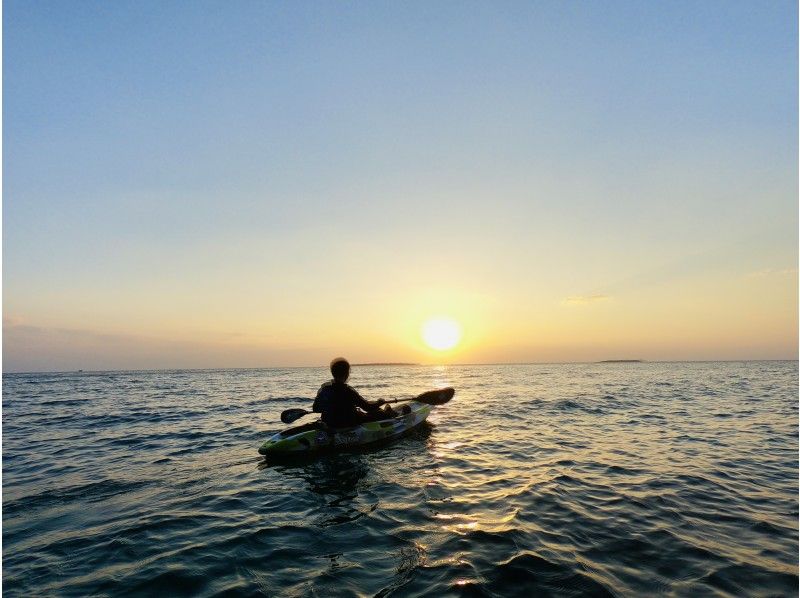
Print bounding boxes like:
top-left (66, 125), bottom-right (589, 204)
top-left (313, 357), bottom-right (398, 428)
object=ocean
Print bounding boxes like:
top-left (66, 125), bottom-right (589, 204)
top-left (3, 362), bottom-right (798, 596)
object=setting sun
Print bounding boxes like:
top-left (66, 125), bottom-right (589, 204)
top-left (422, 318), bottom-right (462, 351)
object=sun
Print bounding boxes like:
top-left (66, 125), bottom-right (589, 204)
top-left (422, 317), bottom-right (462, 351)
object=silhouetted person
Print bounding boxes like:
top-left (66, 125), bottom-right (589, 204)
top-left (313, 357), bottom-right (398, 428)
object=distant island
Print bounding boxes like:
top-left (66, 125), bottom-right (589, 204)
top-left (353, 362), bottom-right (419, 366)
top-left (599, 359), bottom-right (644, 363)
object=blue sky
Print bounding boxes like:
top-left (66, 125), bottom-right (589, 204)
top-left (3, 1), bottom-right (797, 371)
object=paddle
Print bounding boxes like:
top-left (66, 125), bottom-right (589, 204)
top-left (279, 387), bottom-right (455, 424)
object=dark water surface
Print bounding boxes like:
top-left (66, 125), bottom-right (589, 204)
top-left (3, 362), bottom-right (798, 596)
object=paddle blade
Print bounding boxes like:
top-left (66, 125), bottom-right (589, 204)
top-left (414, 387), bottom-right (455, 405)
top-left (281, 408), bottom-right (311, 424)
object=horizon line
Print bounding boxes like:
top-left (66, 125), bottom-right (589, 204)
top-left (3, 357), bottom-right (798, 376)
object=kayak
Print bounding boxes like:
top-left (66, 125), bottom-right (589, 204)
top-left (258, 400), bottom-right (433, 457)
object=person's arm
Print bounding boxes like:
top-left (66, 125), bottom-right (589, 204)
top-left (350, 387), bottom-right (384, 412)
top-left (312, 383), bottom-right (330, 413)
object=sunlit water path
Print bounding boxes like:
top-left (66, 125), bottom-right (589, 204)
top-left (3, 362), bottom-right (798, 596)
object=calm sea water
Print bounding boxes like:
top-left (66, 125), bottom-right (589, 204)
top-left (3, 362), bottom-right (798, 596)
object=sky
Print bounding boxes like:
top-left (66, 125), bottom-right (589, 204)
top-left (3, 1), bottom-right (798, 372)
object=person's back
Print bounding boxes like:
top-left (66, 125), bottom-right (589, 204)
top-left (314, 380), bottom-right (369, 428)
top-left (313, 357), bottom-right (394, 428)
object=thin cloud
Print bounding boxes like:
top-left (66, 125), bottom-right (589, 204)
top-left (3, 315), bottom-right (24, 327)
top-left (563, 294), bottom-right (611, 305)
top-left (746, 268), bottom-right (798, 278)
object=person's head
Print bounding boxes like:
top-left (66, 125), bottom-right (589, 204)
top-left (330, 357), bottom-right (350, 382)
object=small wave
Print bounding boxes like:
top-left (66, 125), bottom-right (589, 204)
top-left (4, 478), bottom-right (153, 515)
top-left (702, 562), bottom-right (798, 596)
top-left (555, 399), bottom-right (583, 411)
top-left (603, 464), bottom-right (646, 476)
top-left (486, 552), bottom-right (615, 597)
